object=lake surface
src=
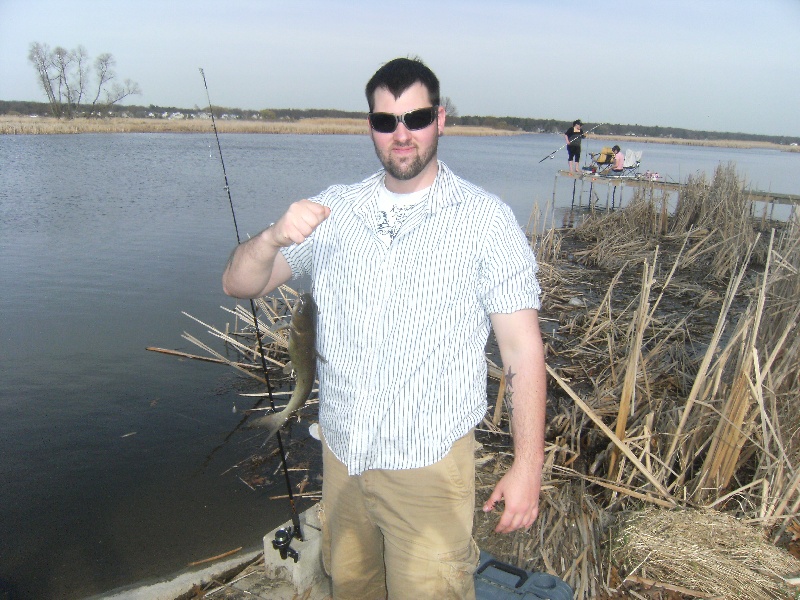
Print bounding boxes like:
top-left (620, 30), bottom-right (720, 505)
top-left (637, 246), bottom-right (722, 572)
top-left (0, 132), bottom-right (796, 599)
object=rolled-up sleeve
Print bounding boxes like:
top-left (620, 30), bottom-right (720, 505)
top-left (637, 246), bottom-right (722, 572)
top-left (479, 203), bottom-right (541, 314)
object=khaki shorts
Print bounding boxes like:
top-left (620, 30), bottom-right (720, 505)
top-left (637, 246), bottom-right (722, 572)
top-left (320, 431), bottom-right (479, 600)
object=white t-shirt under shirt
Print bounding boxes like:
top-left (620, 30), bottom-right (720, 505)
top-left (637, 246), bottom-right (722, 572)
top-left (375, 183), bottom-right (429, 246)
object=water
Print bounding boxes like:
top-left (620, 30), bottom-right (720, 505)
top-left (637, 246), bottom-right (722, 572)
top-left (0, 132), bottom-right (796, 599)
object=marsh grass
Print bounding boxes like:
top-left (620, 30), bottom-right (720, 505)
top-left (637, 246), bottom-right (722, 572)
top-left (0, 115), bottom-right (514, 137)
top-left (613, 508), bottom-right (799, 599)
top-left (474, 165), bottom-right (800, 597)
top-left (592, 133), bottom-right (800, 152)
top-left (4, 116), bottom-right (799, 151)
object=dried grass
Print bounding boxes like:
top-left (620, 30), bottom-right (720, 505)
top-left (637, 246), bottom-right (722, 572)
top-left (479, 164), bottom-right (800, 597)
top-left (0, 115), bottom-right (513, 136)
top-left (592, 133), bottom-right (800, 153)
top-left (474, 449), bottom-right (610, 598)
top-left (612, 507), bottom-right (798, 599)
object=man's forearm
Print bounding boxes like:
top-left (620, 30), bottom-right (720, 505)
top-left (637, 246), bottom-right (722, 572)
top-left (222, 226), bottom-right (283, 299)
top-left (484, 309), bottom-right (547, 532)
top-left (222, 198), bottom-right (331, 299)
top-left (505, 362), bottom-right (546, 470)
top-left (492, 310), bottom-right (547, 470)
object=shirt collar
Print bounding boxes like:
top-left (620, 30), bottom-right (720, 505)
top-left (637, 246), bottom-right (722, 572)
top-left (353, 160), bottom-right (464, 219)
top-left (426, 161), bottom-right (465, 213)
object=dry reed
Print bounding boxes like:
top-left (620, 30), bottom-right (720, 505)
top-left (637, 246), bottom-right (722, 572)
top-left (592, 133), bottom-right (800, 153)
top-left (0, 115), bottom-right (514, 137)
top-left (612, 507), bottom-right (799, 599)
top-left (478, 164), bottom-right (800, 597)
top-left (5, 116), bottom-right (800, 152)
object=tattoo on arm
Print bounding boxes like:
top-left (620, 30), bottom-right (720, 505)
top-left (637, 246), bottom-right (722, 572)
top-left (504, 366), bottom-right (516, 420)
top-left (505, 366), bottom-right (516, 388)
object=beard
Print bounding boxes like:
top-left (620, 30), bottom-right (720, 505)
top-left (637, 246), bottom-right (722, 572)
top-left (373, 135), bottom-right (439, 181)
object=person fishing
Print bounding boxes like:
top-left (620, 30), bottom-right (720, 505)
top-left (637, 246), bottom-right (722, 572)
top-left (564, 119), bottom-right (587, 173)
top-left (222, 57), bottom-right (547, 600)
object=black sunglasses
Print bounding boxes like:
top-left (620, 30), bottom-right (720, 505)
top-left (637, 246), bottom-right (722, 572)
top-left (368, 106), bottom-right (438, 134)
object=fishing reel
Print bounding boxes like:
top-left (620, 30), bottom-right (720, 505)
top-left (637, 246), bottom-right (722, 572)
top-left (272, 526), bottom-right (300, 562)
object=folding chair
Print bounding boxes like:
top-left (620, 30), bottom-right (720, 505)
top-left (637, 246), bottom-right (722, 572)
top-left (585, 147), bottom-right (614, 174)
top-left (621, 150), bottom-right (642, 177)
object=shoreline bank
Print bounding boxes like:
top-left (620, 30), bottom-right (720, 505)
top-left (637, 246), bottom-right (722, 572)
top-left (2, 115), bottom-right (798, 152)
top-left (589, 132), bottom-right (799, 152)
top-left (0, 116), bottom-right (511, 137)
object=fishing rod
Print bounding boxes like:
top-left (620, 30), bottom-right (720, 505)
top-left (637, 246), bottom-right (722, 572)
top-left (538, 122), bottom-right (604, 163)
top-left (199, 68), bottom-right (303, 544)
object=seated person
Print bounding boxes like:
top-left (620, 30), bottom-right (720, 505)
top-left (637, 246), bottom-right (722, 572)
top-left (610, 145), bottom-right (624, 174)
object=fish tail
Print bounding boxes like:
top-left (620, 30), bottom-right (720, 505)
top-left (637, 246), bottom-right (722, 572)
top-left (248, 409), bottom-right (289, 440)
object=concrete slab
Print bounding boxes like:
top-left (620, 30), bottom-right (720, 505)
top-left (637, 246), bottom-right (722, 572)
top-left (88, 551), bottom-right (262, 600)
top-left (90, 505), bottom-right (331, 600)
top-left (262, 503), bottom-right (331, 597)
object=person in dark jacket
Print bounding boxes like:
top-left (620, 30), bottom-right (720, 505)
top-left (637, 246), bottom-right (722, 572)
top-left (564, 119), bottom-right (587, 173)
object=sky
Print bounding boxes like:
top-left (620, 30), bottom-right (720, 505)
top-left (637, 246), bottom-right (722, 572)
top-left (1, 0), bottom-right (798, 137)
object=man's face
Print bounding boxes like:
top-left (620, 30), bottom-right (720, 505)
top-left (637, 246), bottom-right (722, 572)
top-left (369, 82), bottom-right (445, 193)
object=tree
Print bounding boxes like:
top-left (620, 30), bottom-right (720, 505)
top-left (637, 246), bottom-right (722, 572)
top-left (90, 52), bottom-right (141, 113)
top-left (441, 96), bottom-right (459, 118)
top-left (28, 42), bottom-right (61, 117)
top-left (27, 42), bottom-right (141, 118)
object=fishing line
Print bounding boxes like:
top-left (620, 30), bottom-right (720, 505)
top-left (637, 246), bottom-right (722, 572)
top-left (538, 122), bottom-right (604, 163)
top-left (199, 68), bottom-right (303, 540)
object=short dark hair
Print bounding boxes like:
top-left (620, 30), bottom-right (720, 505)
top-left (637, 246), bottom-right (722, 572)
top-left (573, 119), bottom-right (582, 126)
top-left (365, 57), bottom-right (440, 112)
top-left (612, 145), bottom-right (620, 152)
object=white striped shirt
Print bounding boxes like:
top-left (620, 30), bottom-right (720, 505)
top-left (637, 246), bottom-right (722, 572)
top-left (281, 161), bottom-right (541, 475)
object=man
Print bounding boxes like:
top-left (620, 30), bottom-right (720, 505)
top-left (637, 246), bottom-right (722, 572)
top-left (222, 57), bottom-right (547, 599)
top-left (564, 119), bottom-right (586, 173)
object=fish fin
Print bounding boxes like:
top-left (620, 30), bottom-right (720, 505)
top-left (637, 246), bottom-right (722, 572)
top-left (283, 361), bottom-right (293, 375)
top-left (316, 351), bottom-right (328, 364)
top-left (246, 410), bottom-right (288, 440)
top-left (269, 318), bottom-right (290, 334)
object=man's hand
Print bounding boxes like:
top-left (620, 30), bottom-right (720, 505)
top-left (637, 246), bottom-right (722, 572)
top-left (483, 461), bottom-right (541, 533)
top-left (267, 199), bottom-right (331, 248)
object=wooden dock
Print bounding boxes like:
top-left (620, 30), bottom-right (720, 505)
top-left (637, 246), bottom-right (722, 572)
top-left (554, 170), bottom-right (799, 219)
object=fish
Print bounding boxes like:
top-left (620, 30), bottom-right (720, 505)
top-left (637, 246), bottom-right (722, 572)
top-left (248, 292), bottom-right (317, 440)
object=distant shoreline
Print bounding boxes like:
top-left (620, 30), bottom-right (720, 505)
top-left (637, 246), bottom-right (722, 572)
top-left (1, 116), bottom-right (798, 152)
top-left (0, 116), bottom-right (513, 137)
top-left (591, 133), bottom-right (799, 152)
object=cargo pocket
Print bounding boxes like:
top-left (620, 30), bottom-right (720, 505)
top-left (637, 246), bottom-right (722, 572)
top-left (438, 538), bottom-right (480, 600)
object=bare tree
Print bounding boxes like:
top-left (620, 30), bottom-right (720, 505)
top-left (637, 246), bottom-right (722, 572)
top-left (72, 45), bottom-right (89, 108)
top-left (28, 42), bottom-right (61, 118)
top-left (50, 45), bottom-right (89, 118)
top-left (101, 79), bottom-right (142, 110)
top-left (51, 46), bottom-right (73, 115)
top-left (27, 42), bottom-right (141, 118)
top-left (91, 53), bottom-right (115, 109)
top-left (91, 53), bottom-right (143, 112)
top-left (441, 96), bottom-right (459, 118)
